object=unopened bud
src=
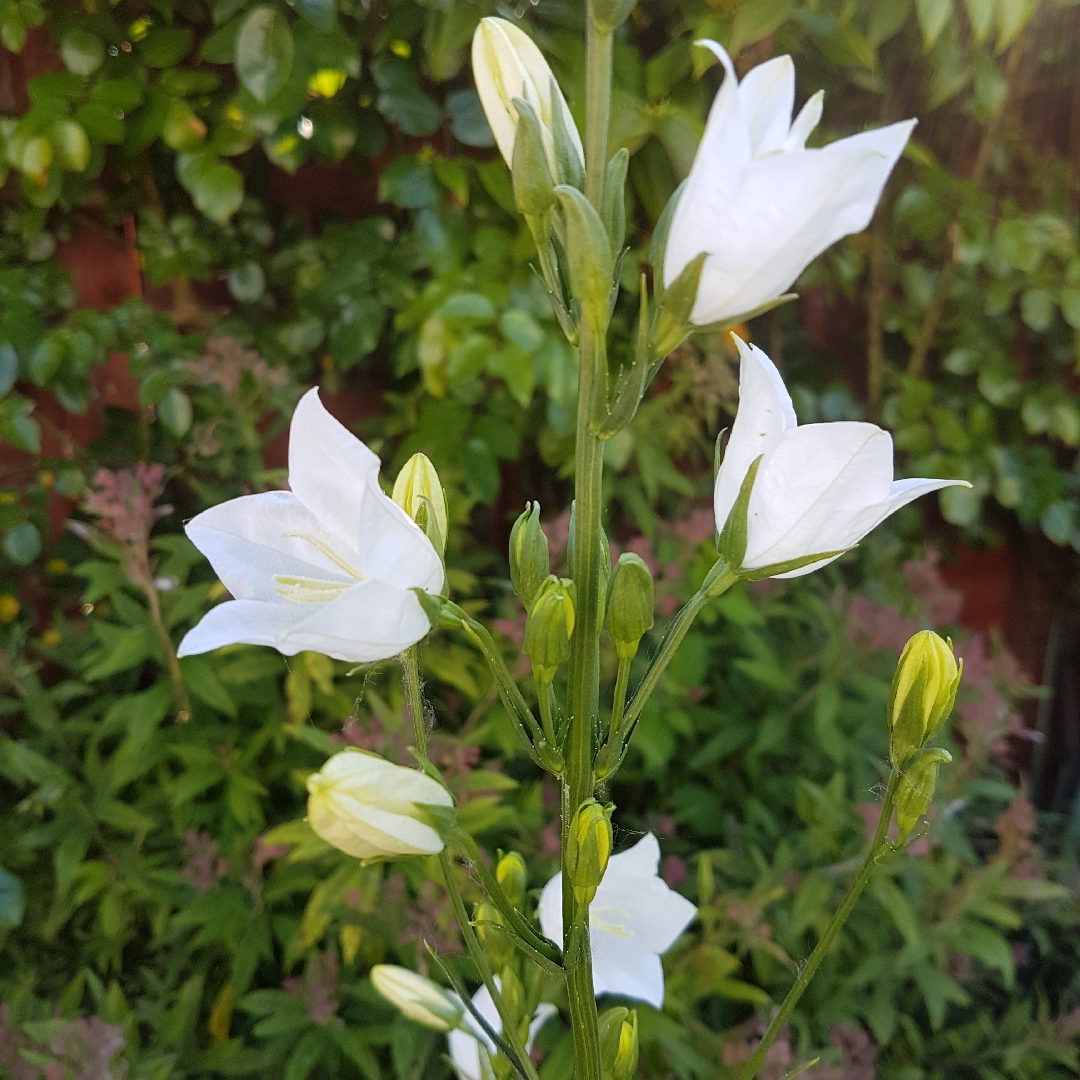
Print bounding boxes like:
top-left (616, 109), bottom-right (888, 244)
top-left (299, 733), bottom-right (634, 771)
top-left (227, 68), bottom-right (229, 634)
top-left (554, 186), bottom-right (615, 335)
top-left (496, 851), bottom-right (528, 909)
top-left (511, 98), bottom-right (556, 217)
top-left (474, 900), bottom-right (514, 968)
top-left (605, 552), bottom-right (654, 660)
top-left (894, 747), bottom-right (952, 842)
top-left (566, 799), bottom-right (613, 905)
top-left (523, 576), bottom-right (575, 679)
top-left (611, 1011), bottom-right (638, 1080)
top-left (591, 0), bottom-right (637, 32)
top-left (393, 453), bottom-right (449, 557)
top-left (510, 502), bottom-right (550, 610)
top-left (888, 631), bottom-right (962, 768)
top-left (370, 965), bottom-right (463, 1031)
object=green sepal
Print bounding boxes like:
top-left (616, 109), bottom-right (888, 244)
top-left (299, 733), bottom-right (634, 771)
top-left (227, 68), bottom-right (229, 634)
top-left (651, 251), bottom-right (706, 360)
top-left (647, 179), bottom-right (686, 303)
top-left (550, 78), bottom-right (584, 190)
top-left (713, 427), bottom-right (728, 483)
top-left (554, 185), bottom-right (614, 335)
top-left (410, 587), bottom-right (447, 630)
top-left (602, 148), bottom-right (629, 259)
top-left (511, 97), bottom-right (556, 218)
top-left (895, 746), bottom-right (952, 842)
top-left (739, 548), bottom-right (850, 581)
top-left (716, 454), bottom-right (762, 569)
top-left (597, 276), bottom-right (649, 438)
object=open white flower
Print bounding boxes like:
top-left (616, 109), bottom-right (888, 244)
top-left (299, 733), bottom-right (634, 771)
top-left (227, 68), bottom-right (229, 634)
top-left (177, 388), bottom-right (444, 663)
top-left (471, 17), bottom-right (583, 179)
top-left (447, 983), bottom-right (557, 1080)
top-left (538, 834), bottom-right (696, 1008)
top-left (664, 42), bottom-right (915, 326)
top-left (716, 338), bottom-right (969, 578)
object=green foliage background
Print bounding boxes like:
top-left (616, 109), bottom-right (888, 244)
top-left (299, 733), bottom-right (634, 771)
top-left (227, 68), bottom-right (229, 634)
top-left (0, 0), bottom-right (1079, 1078)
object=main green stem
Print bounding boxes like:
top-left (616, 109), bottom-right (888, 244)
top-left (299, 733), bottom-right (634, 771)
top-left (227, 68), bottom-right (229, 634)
top-left (736, 774), bottom-right (900, 1080)
top-left (562, 15), bottom-right (613, 1080)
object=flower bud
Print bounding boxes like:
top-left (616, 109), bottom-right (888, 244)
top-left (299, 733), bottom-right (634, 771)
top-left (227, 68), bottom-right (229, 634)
top-left (511, 98), bottom-right (556, 218)
top-left (888, 631), bottom-right (962, 768)
top-left (566, 799), bottom-right (613, 905)
top-left (509, 502), bottom-right (550, 610)
top-left (371, 965), bottom-right (463, 1031)
top-left (523, 576), bottom-right (575, 680)
top-left (604, 552), bottom-right (654, 661)
top-left (306, 749), bottom-right (454, 860)
top-left (554, 186), bottom-right (615, 335)
top-left (599, 1007), bottom-right (639, 1080)
top-left (471, 18), bottom-right (584, 180)
top-left (894, 746), bottom-right (952, 842)
top-left (591, 0), bottom-right (638, 32)
top-left (393, 453), bottom-right (449, 557)
top-left (496, 851), bottom-right (528, 910)
top-left (474, 900), bottom-right (514, 969)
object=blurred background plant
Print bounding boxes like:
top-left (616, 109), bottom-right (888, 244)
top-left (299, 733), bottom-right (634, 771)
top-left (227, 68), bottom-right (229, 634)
top-left (0, 0), bottom-right (1079, 1078)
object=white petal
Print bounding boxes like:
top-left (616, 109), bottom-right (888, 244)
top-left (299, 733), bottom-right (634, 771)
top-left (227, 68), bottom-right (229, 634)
top-left (689, 119), bottom-right (916, 324)
top-left (177, 598), bottom-right (305, 657)
top-left (663, 41), bottom-right (750, 288)
top-left (321, 749), bottom-right (453, 807)
top-left (287, 388), bottom-right (381, 560)
top-left (281, 578), bottom-right (434, 662)
top-left (592, 836), bottom-right (697, 958)
top-left (782, 90), bottom-right (823, 152)
top-left (537, 835), bottom-right (696, 1007)
top-left (309, 793), bottom-right (444, 857)
top-left (737, 55), bottom-right (794, 157)
top-left (714, 339), bottom-right (797, 536)
top-left (745, 422), bottom-right (894, 567)
top-left (185, 491), bottom-right (357, 602)
top-left (767, 476), bottom-right (969, 578)
top-left (356, 480), bottom-right (445, 593)
top-left (591, 941), bottom-right (666, 1008)
top-left (447, 986), bottom-right (554, 1080)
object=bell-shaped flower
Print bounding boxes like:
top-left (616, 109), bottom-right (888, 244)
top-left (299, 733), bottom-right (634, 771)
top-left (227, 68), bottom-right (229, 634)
top-left (447, 983), bottom-right (557, 1080)
top-left (538, 834), bottom-right (696, 1008)
top-left (715, 338), bottom-right (968, 579)
top-left (306, 749), bottom-right (453, 860)
top-left (177, 388), bottom-right (444, 663)
top-left (664, 42), bottom-right (915, 326)
top-left (471, 17), bottom-right (583, 180)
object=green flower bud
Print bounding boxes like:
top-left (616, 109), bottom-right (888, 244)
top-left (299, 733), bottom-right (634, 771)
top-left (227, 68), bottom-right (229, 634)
top-left (599, 1007), bottom-right (628, 1076)
top-left (370, 965), bottom-right (463, 1031)
top-left (393, 453), bottom-right (449, 557)
top-left (591, 0), bottom-right (638, 32)
top-left (496, 851), bottom-right (528, 910)
top-left (474, 899), bottom-right (514, 969)
top-left (509, 502), bottom-right (550, 610)
top-left (604, 552), bottom-right (654, 661)
top-left (895, 746), bottom-right (952, 842)
top-left (888, 631), bottom-right (962, 768)
top-left (523, 576), bottom-right (575, 679)
top-left (511, 98), bottom-right (557, 218)
top-left (554, 186), bottom-right (615, 335)
top-left (611, 1011), bottom-right (639, 1080)
top-left (566, 799), bottom-right (613, 905)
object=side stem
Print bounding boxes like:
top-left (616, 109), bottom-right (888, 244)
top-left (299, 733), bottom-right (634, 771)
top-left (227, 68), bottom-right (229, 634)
top-left (736, 774), bottom-right (900, 1080)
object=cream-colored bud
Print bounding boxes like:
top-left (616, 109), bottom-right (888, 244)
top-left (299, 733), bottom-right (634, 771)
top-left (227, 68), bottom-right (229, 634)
top-left (471, 18), bottom-right (583, 180)
top-left (393, 452), bottom-right (448, 557)
top-left (306, 750), bottom-right (453, 860)
top-left (370, 965), bottom-right (463, 1031)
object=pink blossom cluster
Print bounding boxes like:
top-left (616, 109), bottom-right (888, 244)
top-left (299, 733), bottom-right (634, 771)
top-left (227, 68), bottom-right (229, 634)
top-left (83, 463), bottom-right (170, 548)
